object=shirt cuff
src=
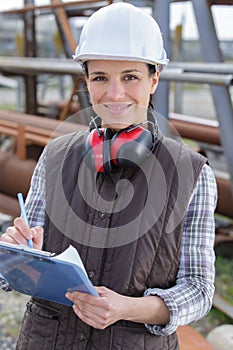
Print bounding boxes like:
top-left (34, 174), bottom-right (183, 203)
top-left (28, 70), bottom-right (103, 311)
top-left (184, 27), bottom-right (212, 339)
top-left (144, 288), bottom-right (179, 336)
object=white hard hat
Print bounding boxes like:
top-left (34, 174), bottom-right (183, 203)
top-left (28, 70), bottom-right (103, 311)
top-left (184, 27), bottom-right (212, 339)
top-left (73, 3), bottom-right (169, 69)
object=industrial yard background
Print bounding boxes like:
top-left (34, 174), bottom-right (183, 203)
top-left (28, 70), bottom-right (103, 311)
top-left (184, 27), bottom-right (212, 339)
top-left (0, 1), bottom-right (233, 349)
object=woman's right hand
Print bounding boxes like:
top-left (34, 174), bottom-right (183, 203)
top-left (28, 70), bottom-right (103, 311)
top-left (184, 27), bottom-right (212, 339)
top-left (0, 217), bottom-right (44, 250)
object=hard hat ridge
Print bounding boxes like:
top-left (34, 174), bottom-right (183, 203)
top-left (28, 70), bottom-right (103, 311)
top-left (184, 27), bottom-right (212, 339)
top-left (73, 2), bottom-right (169, 69)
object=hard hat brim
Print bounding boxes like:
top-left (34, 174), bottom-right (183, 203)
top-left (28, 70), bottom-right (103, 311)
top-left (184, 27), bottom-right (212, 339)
top-left (72, 53), bottom-right (169, 67)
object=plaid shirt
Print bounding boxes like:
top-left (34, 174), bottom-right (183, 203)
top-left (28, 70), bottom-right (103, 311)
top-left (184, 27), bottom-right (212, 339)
top-left (25, 146), bottom-right (217, 336)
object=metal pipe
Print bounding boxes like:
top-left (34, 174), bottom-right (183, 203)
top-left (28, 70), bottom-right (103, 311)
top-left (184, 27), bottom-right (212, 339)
top-left (0, 57), bottom-right (83, 75)
top-left (192, 0), bottom-right (233, 195)
top-left (152, 0), bottom-right (171, 135)
top-left (161, 70), bottom-right (233, 86)
top-left (169, 62), bottom-right (233, 74)
top-left (169, 113), bottom-right (221, 145)
top-left (0, 58), bottom-right (232, 86)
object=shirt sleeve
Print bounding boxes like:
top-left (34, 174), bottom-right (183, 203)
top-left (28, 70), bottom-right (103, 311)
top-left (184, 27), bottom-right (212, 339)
top-left (25, 147), bottom-right (47, 228)
top-left (144, 163), bottom-right (217, 336)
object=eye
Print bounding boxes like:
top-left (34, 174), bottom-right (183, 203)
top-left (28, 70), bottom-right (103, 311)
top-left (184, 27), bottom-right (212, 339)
top-left (123, 74), bottom-right (139, 81)
top-left (91, 75), bottom-right (107, 82)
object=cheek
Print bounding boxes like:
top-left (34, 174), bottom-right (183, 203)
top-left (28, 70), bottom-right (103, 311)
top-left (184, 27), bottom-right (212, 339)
top-left (86, 80), bottom-right (97, 104)
top-left (136, 85), bottom-right (151, 106)
top-left (88, 87), bottom-right (100, 105)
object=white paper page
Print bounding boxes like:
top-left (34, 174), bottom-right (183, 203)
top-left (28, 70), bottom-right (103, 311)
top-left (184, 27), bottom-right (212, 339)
top-left (53, 245), bottom-right (87, 276)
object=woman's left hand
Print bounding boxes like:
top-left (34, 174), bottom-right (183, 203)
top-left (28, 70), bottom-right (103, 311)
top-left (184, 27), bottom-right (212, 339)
top-left (66, 286), bottom-right (126, 329)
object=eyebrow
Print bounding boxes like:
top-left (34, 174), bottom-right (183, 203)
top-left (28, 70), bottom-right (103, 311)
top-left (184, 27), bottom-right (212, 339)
top-left (89, 71), bottom-right (105, 76)
top-left (121, 69), bottom-right (141, 74)
top-left (89, 69), bottom-right (142, 76)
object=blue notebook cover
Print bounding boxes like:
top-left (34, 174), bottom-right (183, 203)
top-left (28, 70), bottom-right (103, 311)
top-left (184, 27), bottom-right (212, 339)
top-left (0, 242), bottom-right (98, 306)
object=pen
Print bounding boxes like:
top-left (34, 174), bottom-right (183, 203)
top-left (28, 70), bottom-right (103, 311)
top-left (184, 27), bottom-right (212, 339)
top-left (17, 192), bottom-right (33, 249)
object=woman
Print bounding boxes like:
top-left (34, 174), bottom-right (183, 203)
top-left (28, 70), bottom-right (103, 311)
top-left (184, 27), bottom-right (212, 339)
top-left (1, 3), bottom-right (217, 349)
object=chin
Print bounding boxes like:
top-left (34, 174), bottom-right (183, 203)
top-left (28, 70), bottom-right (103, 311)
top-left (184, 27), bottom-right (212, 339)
top-left (102, 122), bottom-right (131, 131)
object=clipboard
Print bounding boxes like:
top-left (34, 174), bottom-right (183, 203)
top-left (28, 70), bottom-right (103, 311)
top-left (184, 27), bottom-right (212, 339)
top-left (0, 242), bottom-right (98, 306)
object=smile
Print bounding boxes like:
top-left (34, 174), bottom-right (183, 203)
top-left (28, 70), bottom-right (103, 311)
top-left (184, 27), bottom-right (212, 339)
top-left (103, 104), bottom-right (132, 114)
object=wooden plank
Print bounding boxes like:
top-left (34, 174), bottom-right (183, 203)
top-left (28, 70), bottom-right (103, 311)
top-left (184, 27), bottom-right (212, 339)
top-left (0, 110), bottom-right (87, 133)
top-left (17, 125), bottom-right (26, 159)
top-left (177, 326), bottom-right (216, 350)
top-left (0, 110), bottom-right (87, 159)
top-left (0, 126), bottom-right (18, 137)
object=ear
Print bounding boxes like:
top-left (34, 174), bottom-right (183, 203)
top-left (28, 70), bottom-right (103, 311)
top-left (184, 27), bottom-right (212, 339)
top-left (150, 72), bottom-right (160, 94)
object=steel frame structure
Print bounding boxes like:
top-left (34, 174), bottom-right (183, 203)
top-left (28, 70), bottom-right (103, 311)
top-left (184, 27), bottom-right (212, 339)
top-left (153, 0), bottom-right (233, 194)
top-left (0, 0), bottom-right (233, 320)
top-left (0, 0), bottom-right (233, 191)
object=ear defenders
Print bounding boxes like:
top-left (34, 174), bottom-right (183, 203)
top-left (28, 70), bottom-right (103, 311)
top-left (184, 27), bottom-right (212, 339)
top-left (83, 124), bottom-right (155, 173)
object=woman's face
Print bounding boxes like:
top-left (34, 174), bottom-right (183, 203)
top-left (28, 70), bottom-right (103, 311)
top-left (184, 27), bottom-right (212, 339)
top-left (85, 60), bottom-right (159, 130)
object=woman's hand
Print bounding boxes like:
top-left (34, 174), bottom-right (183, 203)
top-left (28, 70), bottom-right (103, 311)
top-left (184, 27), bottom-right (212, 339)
top-left (66, 286), bottom-right (128, 329)
top-left (0, 217), bottom-right (44, 250)
top-left (66, 286), bottom-right (170, 329)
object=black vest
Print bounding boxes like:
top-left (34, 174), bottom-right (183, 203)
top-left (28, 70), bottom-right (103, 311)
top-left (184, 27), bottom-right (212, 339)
top-left (17, 130), bottom-right (206, 350)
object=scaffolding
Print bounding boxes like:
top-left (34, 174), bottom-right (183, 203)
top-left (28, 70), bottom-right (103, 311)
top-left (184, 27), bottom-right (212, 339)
top-left (0, 0), bottom-right (233, 324)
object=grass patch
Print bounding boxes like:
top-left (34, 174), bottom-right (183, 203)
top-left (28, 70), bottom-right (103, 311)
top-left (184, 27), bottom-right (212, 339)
top-left (215, 255), bottom-right (233, 305)
top-left (0, 104), bottom-right (17, 110)
top-left (192, 307), bottom-right (233, 336)
top-left (192, 252), bottom-right (233, 336)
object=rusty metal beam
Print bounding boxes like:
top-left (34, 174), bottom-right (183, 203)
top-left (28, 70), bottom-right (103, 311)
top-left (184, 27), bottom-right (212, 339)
top-left (191, 0), bottom-right (233, 199)
top-left (208, 0), bottom-right (233, 5)
top-left (0, 110), bottom-right (86, 134)
top-left (215, 177), bottom-right (233, 219)
top-left (0, 108), bottom-right (233, 218)
top-left (169, 113), bottom-right (221, 145)
top-left (171, 0), bottom-right (233, 4)
top-left (24, 0), bottom-right (37, 115)
top-left (51, 0), bottom-right (77, 57)
top-left (0, 0), bottom-right (111, 15)
top-left (169, 114), bottom-right (233, 219)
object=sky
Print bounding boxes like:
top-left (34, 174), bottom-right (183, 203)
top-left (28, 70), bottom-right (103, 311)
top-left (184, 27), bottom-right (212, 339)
top-left (0, 0), bottom-right (232, 40)
top-left (170, 2), bottom-right (233, 40)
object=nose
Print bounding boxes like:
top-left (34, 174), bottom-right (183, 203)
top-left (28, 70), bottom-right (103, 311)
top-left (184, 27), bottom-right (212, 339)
top-left (106, 80), bottom-right (125, 101)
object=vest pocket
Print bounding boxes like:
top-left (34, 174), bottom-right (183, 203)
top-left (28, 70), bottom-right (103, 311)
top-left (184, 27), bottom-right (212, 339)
top-left (109, 325), bottom-right (166, 350)
top-left (16, 300), bottom-right (60, 350)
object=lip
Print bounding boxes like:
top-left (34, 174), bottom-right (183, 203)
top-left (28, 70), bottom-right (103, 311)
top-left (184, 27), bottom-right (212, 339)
top-left (103, 103), bottom-right (132, 115)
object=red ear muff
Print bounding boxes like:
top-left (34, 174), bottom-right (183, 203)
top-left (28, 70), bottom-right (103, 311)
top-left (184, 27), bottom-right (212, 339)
top-left (111, 126), bottom-right (153, 168)
top-left (83, 125), bottom-right (154, 173)
top-left (83, 128), bottom-right (105, 172)
top-left (83, 128), bottom-right (114, 173)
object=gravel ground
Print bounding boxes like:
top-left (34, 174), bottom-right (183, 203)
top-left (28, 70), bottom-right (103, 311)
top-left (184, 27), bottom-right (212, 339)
top-left (0, 290), bottom-right (29, 349)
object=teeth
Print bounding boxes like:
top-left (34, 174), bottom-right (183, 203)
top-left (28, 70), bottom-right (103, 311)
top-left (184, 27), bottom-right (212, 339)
top-left (109, 106), bottom-right (123, 110)
top-left (106, 105), bottom-right (128, 111)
